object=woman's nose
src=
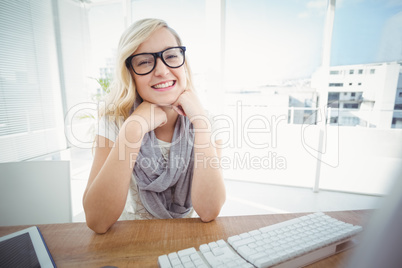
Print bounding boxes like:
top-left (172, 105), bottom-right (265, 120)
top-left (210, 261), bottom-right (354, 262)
top-left (154, 58), bottom-right (169, 76)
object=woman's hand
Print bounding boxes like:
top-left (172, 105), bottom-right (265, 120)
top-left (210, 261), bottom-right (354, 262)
top-left (172, 89), bottom-right (207, 127)
top-left (126, 100), bottom-right (168, 135)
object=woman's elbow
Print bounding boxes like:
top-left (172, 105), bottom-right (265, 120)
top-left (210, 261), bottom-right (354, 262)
top-left (199, 213), bottom-right (218, 223)
top-left (197, 197), bottom-right (226, 223)
top-left (83, 207), bottom-right (113, 234)
top-left (198, 206), bottom-right (223, 223)
top-left (89, 225), bottom-right (110, 235)
top-left (85, 216), bottom-right (112, 234)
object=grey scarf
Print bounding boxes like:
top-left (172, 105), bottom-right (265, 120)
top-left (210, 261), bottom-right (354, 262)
top-left (132, 101), bottom-right (195, 219)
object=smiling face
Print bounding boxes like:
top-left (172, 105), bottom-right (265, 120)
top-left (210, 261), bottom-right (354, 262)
top-left (132, 27), bottom-right (187, 106)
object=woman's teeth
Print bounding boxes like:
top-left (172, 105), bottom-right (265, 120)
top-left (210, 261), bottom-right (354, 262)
top-left (153, 81), bottom-right (174, 89)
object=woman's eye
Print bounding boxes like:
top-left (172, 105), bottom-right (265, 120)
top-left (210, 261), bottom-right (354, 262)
top-left (137, 60), bottom-right (152, 66)
top-left (165, 54), bottom-right (178, 60)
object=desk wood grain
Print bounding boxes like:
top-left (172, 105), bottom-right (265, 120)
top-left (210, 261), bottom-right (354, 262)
top-left (0, 210), bottom-right (372, 268)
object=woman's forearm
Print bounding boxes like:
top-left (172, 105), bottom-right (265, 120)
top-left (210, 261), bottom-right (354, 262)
top-left (83, 120), bottom-right (144, 233)
top-left (191, 121), bottom-right (226, 222)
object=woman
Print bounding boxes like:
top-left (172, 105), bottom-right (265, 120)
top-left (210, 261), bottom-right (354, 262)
top-left (83, 18), bottom-right (226, 234)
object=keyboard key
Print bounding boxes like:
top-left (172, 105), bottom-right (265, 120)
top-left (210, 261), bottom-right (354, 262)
top-left (158, 255), bottom-right (172, 268)
top-left (216, 239), bottom-right (227, 247)
top-left (202, 251), bottom-right (222, 267)
top-left (168, 252), bottom-right (179, 260)
top-left (229, 237), bottom-right (256, 250)
top-left (228, 235), bottom-right (241, 244)
top-left (199, 244), bottom-right (209, 253)
top-left (183, 262), bottom-right (195, 268)
top-left (170, 257), bottom-right (182, 266)
top-left (211, 247), bottom-right (223, 256)
top-left (240, 232), bottom-right (251, 239)
top-left (178, 248), bottom-right (197, 258)
top-left (249, 230), bottom-right (261, 236)
top-left (208, 242), bottom-right (218, 249)
top-left (237, 245), bottom-right (257, 258)
top-left (255, 255), bottom-right (276, 268)
top-left (249, 252), bottom-right (269, 263)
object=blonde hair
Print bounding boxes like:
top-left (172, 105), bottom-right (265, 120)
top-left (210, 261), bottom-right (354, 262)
top-left (100, 18), bottom-right (194, 125)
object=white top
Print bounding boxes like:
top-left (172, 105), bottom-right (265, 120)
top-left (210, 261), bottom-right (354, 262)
top-left (97, 112), bottom-right (222, 220)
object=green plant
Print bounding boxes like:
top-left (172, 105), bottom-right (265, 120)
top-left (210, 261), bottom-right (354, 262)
top-left (91, 77), bottom-right (111, 101)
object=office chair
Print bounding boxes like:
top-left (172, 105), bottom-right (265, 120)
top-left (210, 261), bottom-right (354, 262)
top-left (0, 161), bottom-right (72, 226)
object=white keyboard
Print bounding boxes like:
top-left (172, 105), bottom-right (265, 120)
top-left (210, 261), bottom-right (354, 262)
top-left (158, 212), bottom-right (363, 268)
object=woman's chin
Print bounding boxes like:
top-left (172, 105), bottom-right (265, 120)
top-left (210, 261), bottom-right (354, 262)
top-left (160, 94), bottom-right (183, 106)
top-left (157, 102), bottom-right (173, 108)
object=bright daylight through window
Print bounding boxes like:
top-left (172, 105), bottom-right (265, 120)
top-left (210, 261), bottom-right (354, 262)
top-left (0, 0), bottom-right (401, 197)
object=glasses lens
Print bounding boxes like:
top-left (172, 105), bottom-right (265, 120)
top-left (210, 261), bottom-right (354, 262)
top-left (132, 54), bottom-right (154, 75)
top-left (162, 47), bottom-right (185, 68)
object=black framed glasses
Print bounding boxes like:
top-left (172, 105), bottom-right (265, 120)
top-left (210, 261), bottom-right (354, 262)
top-left (125, 46), bottom-right (186, 75)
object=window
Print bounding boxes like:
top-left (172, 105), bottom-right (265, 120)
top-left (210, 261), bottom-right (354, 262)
top-left (349, 83), bottom-right (352, 86)
top-left (1, 0), bottom-right (400, 197)
top-left (0, 0), bottom-right (66, 162)
top-left (328, 92), bottom-right (340, 108)
top-left (331, 2), bottom-right (401, 66)
top-left (88, 3), bottom-right (124, 80)
top-left (394, 104), bottom-right (402, 110)
top-left (329, 116), bottom-right (338, 124)
top-left (328, 92), bottom-right (340, 101)
top-left (225, 0), bottom-right (325, 89)
top-left (351, 92), bottom-right (356, 97)
top-left (343, 103), bottom-right (359, 109)
top-left (358, 82), bottom-right (362, 86)
top-left (349, 69), bottom-right (354, 74)
top-left (399, 92), bottom-right (402, 98)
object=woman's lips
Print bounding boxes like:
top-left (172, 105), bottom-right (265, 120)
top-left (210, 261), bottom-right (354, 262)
top-left (152, 80), bottom-right (176, 91)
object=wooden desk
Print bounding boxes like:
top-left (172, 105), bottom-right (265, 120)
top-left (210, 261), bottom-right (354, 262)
top-left (0, 210), bottom-right (372, 268)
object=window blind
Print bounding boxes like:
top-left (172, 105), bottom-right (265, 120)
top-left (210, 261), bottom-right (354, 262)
top-left (0, 0), bottom-right (66, 162)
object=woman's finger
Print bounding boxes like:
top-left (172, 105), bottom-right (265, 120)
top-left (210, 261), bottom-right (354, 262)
top-left (172, 105), bottom-right (186, 116)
